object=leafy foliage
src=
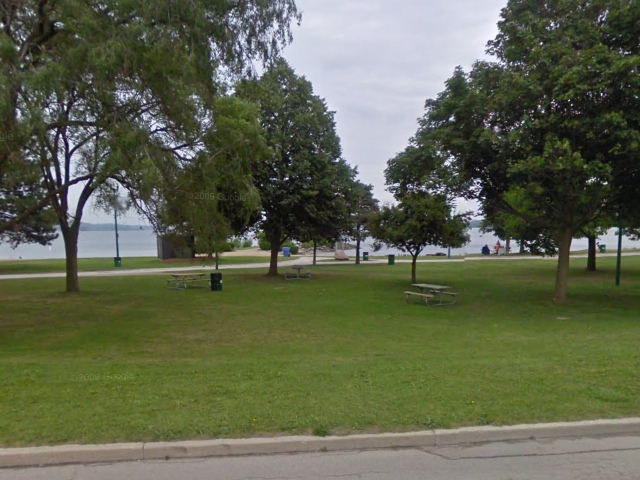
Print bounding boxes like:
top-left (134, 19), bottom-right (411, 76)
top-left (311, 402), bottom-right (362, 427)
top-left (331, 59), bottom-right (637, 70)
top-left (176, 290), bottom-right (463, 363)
top-left (418, 0), bottom-right (640, 301)
top-left (370, 193), bottom-right (469, 283)
top-left (236, 59), bottom-right (346, 275)
top-left (0, 0), bottom-right (300, 290)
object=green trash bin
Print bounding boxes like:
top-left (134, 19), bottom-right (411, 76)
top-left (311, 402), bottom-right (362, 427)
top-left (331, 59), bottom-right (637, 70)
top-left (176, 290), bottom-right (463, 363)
top-left (210, 272), bottom-right (222, 291)
top-left (598, 245), bottom-right (606, 253)
top-left (363, 252), bottom-right (369, 261)
top-left (388, 254), bottom-right (395, 265)
top-left (114, 257), bottom-right (122, 267)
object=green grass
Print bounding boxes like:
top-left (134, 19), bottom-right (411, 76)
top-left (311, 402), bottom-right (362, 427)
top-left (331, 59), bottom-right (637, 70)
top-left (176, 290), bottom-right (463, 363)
top-left (1, 257), bottom-right (639, 446)
top-left (0, 254), bottom-right (288, 275)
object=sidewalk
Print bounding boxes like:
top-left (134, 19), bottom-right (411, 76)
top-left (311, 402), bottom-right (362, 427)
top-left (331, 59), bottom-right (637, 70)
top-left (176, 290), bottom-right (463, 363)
top-left (0, 256), bottom-right (329, 281)
top-left (2, 418), bottom-right (639, 469)
top-left (1, 252), bottom-right (638, 281)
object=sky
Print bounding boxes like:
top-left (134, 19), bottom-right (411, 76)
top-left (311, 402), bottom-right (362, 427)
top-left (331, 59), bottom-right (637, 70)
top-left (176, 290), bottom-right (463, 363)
top-left (84, 0), bottom-right (507, 223)
top-left (281, 0), bottom-right (508, 209)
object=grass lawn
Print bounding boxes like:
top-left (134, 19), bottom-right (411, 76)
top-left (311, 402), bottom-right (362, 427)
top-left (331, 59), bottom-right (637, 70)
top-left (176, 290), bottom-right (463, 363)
top-left (0, 254), bottom-right (287, 275)
top-left (1, 256), bottom-right (639, 446)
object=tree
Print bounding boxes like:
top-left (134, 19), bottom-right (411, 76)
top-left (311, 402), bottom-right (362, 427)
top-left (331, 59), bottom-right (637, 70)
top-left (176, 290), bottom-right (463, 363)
top-left (294, 159), bottom-right (356, 266)
top-left (136, 97), bottom-right (264, 260)
top-left (370, 193), bottom-right (469, 284)
top-left (0, 177), bottom-right (58, 248)
top-left (0, 126), bottom-right (57, 247)
top-left (346, 181), bottom-right (378, 265)
top-left (0, 0), bottom-right (300, 292)
top-left (421, 0), bottom-right (640, 302)
top-left (236, 59), bottom-right (345, 276)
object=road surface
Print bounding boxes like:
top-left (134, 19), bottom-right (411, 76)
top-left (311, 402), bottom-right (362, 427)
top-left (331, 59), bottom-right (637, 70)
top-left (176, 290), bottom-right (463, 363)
top-left (2, 435), bottom-right (640, 480)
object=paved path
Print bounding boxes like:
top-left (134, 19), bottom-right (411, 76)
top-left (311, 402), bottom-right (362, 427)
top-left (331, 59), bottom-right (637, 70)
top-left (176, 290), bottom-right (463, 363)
top-left (0, 257), bottom-right (325, 280)
top-left (2, 435), bottom-right (639, 480)
top-left (1, 252), bottom-right (638, 281)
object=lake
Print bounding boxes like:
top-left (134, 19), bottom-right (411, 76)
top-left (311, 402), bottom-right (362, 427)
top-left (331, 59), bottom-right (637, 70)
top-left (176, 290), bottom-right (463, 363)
top-left (0, 230), bottom-right (159, 260)
top-left (2, 228), bottom-right (639, 260)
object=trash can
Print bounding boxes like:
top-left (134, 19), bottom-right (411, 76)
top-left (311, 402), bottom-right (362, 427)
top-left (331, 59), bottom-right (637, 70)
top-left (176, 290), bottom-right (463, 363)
top-left (283, 246), bottom-right (291, 257)
top-left (363, 252), bottom-right (369, 261)
top-left (210, 272), bottom-right (222, 291)
top-left (114, 257), bottom-right (122, 267)
top-left (388, 254), bottom-right (395, 265)
top-left (598, 245), bottom-right (606, 253)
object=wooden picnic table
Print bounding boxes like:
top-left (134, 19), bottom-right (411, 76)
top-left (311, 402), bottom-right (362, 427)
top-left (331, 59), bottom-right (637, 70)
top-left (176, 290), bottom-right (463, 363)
top-left (408, 283), bottom-right (458, 306)
top-left (167, 273), bottom-right (209, 290)
top-left (285, 265), bottom-right (312, 280)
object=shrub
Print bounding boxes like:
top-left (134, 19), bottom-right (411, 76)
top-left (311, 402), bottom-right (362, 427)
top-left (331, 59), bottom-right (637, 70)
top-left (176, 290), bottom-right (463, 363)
top-left (257, 232), bottom-right (271, 250)
top-left (284, 242), bottom-right (299, 255)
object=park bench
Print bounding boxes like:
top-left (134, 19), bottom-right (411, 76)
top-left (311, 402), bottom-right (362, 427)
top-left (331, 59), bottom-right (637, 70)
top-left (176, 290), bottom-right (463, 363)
top-left (404, 291), bottom-right (435, 305)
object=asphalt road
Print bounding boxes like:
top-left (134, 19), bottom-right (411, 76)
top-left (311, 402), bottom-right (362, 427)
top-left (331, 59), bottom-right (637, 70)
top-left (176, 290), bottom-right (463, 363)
top-left (2, 435), bottom-right (640, 480)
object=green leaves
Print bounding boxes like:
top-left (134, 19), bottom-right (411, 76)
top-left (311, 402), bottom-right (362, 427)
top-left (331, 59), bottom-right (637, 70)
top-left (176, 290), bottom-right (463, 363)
top-left (236, 59), bottom-right (347, 252)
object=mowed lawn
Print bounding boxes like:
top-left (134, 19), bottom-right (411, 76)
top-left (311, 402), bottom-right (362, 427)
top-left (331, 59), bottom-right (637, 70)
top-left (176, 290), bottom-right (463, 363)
top-left (1, 256), bottom-right (639, 447)
top-left (0, 254), bottom-right (278, 275)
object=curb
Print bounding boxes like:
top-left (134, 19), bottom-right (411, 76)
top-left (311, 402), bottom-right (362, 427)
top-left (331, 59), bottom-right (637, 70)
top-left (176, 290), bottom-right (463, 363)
top-left (2, 418), bottom-right (640, 469)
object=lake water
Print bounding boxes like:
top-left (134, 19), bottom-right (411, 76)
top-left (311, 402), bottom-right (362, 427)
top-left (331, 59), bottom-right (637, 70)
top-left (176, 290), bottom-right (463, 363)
top-left (0, 230), bottom-right (159, 260)
top-left (1, 228), bottom-right (639, 260)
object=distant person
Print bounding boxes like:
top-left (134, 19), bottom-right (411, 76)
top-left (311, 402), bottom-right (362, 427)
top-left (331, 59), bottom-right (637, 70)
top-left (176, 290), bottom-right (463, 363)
top-left (481, 245), bottom-right (490, 255)
top-left (495, 241), bottom-right (502, 255)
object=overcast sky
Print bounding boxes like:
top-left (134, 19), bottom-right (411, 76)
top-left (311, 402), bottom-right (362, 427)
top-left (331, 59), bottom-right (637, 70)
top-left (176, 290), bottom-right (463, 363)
top-left (282, 0), bottom-right (507, 209)
top-left (86, 0), bottom-right (507, 223)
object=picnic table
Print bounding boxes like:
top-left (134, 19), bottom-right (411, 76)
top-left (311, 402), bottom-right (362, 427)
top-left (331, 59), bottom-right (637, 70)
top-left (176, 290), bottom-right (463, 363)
top-left (166, 273), bottom-right (209, 290)
top-left (285, 265), bottom-right (312, 280)
top-left (405, 283), bottom-right (458, 306)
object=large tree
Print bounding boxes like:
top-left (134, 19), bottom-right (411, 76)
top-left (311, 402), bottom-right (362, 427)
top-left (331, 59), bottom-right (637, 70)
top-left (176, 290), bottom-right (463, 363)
top-left (421, 0), bottom-right (640, 302)
top-left (236, 59), bottom-right (345, 276)
top-left (0, 0), bottom-right (300, 291)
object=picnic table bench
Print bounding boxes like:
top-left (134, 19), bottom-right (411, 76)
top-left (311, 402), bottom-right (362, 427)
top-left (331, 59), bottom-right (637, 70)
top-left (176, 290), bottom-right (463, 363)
top-left (404, 291), bottom-right (435, 305)
top-left (166, 273), bottom-right (209, 290)
top-left (408, 283), bottom-right (458, 306)
top-left (285, 265), bottom-right (312, 280)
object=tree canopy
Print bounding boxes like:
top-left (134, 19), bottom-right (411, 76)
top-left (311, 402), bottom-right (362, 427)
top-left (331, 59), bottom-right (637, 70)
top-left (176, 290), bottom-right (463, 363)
top-left (236, 59), bottom-right (348, 276)
top-left (370, 193), bottom-right (469, 284)
top-left (413, 0), bottom-right (640, 302)
top-left (0, 0), bottom-right (300, 291)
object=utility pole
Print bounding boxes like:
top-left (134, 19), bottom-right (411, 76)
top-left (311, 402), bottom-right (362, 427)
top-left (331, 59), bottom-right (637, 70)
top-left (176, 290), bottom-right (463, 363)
top-left (114, 209), bottom-right (121, 267)
top-left (615, 222), bottom-right (622, 286)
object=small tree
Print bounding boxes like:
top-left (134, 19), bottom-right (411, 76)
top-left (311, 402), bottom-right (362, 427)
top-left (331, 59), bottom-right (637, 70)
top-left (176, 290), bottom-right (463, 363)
top-left (370, 193), bottom-right (469, 284)
top-left (345, 181), bottom-right (379, 265)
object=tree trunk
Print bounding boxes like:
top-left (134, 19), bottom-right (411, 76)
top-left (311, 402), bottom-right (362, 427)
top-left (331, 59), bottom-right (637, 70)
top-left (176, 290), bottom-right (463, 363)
top-left (411, 253), bottom-right (418, 284)
top-left (553, 229), bottom-right (573, 303)
top-left (268, 243), bottom-right (279, 276)
top-left (505, 238), bottom-right (511, 255)
top-left (312, 240), bottom-right (317, 266)
top-left (266, 229), bottom-right (284, 277)
top-left (355, 235), bottom-right (361, 265)
top-left (586, 235), bottom-right (596, 272)
top-left (62, 224), bottom-right (80, 293)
